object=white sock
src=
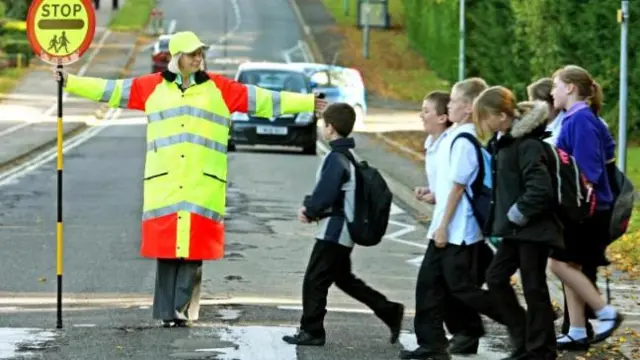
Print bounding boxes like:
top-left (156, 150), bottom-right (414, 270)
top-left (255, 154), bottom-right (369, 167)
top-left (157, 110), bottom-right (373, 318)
top-left (595, 305), bottom-right (616, 320)
top-left (595, 305), bottom-right (618, 334)
top-left (557, 326), bottom-right (587, 342)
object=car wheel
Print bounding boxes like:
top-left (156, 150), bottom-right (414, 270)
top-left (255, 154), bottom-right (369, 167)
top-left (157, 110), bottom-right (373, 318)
top-left (302, 144), bottom-right (316, 155)
top-left (228, 140), bottom-right (236, 152)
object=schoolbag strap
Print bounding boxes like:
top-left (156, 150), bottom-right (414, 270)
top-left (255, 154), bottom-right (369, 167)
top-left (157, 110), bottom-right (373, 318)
top-left (449, 132), bottom-right (484, 196)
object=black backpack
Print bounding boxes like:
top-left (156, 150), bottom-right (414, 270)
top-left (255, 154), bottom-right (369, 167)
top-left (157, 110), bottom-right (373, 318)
top-left (543, 143), bottom-right (596, 224)
top-left (449, 133), bottom-right (493, 234)
top-left (336, 149), bottom-right (393, 246)
top-left (606, 162), bottom-right (635, 244)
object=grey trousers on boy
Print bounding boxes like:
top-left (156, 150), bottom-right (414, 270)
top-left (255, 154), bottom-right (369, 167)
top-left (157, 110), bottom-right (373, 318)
top-left (152, 259), bottom-right (203, 321)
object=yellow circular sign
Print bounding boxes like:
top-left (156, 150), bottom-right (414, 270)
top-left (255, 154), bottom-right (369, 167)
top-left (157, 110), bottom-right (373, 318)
top-left (27, 0), bottom-right (96, 65)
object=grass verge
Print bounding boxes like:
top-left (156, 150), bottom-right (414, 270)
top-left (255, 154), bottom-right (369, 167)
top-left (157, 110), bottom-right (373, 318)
top-left (108, 0), bottom-right (157, 32)
top-left (607, 204), bottom-right (640, 279)
top-left (320, 0), bottom-right (449, 102)
top-left (0, 67), bottom-right (27, 95)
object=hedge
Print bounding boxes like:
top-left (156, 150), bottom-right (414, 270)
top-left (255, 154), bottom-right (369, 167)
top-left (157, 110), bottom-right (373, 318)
top-left (403, 0), bottom-right (640, 137)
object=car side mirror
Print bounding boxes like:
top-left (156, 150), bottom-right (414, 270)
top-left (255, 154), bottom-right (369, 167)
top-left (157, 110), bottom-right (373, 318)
top-left (309, 81), bottom-right (318, 89)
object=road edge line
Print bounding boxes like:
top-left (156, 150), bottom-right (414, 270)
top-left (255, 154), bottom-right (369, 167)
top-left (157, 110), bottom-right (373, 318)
top-left (0, 38), bottom-right (142, 175)
top-left (286, 0), bottom-right (327, 64)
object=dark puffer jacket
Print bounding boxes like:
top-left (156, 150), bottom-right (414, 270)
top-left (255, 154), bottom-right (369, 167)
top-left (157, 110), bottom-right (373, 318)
top-left (486, 101), bottom-right (563, 248)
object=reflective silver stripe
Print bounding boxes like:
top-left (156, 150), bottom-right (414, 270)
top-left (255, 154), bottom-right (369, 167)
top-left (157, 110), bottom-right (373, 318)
top-left (271, 91), bottom-right (281, 117)
top-left (147, 133), bottom-right (227, 153)
top-left (119, 78), bottom-right (133, 108)
top-left (100, 80), bottom-right (116, 102)
top-left (147, 106), bottom-right (229, 127)
top-left (142, 201), bottom-right (223, 221)
top-left (246, 85), bottom-right (257, 113)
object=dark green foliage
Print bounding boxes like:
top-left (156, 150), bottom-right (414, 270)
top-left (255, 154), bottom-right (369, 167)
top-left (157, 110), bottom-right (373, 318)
top-left (402, 0), bottom-right (640, 137)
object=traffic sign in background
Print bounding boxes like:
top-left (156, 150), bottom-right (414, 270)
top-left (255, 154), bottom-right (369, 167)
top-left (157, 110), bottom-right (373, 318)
top-left (26, 0), bottom-right (96, 65)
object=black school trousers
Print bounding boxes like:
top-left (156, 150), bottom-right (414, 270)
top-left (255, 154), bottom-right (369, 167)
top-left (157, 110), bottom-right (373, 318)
top-left (486, 239), bottom-right (556, 355)
top-left (414, 241), bottom-right (505, 350)
top-left (443, 242), bottom-right (494, 338)
top-left (299, 240), bottom-right (398, 337)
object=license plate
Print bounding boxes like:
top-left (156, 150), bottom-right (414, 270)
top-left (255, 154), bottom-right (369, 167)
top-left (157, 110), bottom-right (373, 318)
top-left (256, 126), bottom-right (287, 135)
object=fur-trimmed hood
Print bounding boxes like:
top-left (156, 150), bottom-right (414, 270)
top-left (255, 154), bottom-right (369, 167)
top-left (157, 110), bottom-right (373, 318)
top-left (510, 100), bottom-right (550, 138)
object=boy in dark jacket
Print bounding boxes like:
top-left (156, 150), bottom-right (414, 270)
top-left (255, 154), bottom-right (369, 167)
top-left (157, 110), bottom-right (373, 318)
top-left (474, 87), bottom-right (561, 360)
top-left (282, 102), bottom-right (404, 347)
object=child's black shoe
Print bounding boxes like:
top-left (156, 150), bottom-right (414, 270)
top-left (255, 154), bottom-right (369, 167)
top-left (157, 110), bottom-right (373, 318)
top-left (282, 330), bottom-right (326, 346)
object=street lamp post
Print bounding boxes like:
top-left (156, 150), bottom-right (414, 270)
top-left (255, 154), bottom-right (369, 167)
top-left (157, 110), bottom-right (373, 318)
top-left (458, 0), bottom-right (465, 82)
top-left (617, 0), bottom-right (629, 173)
top-left (362, 0), bottom-right (370, 59)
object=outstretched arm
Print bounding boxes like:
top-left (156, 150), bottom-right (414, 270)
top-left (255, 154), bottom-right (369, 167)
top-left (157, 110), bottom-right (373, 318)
top-left (64, 73), bottom-right (164, 111)
top-left (207, 73), bottom-right (318, 118)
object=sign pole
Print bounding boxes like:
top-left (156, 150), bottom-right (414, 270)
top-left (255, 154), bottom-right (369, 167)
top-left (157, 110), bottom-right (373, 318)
top-left (458, 0), bottom-right (465, 81)
top-left (617, 1), bottom-right (629, 174)
top-left (56, 62), bottom-right (64, 329)
top-left (26, 0), bottom-right (96, 329)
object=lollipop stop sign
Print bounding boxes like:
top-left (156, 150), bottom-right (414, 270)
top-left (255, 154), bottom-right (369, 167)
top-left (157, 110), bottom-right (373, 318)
top-left (27, 0), bottom-right (96, 65)
top-left (25, 0), bottom-right (96, 330)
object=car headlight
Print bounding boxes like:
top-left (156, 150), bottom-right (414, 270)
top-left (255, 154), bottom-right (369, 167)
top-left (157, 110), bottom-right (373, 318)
top-left (295, 112), bottom-right (314, 124)
top-left (230, 112), bottom-right (249, 121)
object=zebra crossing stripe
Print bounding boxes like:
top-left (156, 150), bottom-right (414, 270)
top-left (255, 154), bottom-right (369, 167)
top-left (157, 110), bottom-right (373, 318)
top-left (0, 328), bottom-right (56, 359)
top-left (210, 325), bottom-right (297, 360)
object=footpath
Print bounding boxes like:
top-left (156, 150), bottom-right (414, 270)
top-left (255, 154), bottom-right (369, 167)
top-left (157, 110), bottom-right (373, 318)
top-left (0, 3), bottom-right (140, 173)
top-left (290, 0), bottom-right (640, 358)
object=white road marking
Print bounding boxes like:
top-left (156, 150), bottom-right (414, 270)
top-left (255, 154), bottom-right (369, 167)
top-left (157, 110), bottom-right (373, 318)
top-left (0, 108), bottom-right (120, 187)
top-left (208, 325), bottom-right (297, 360)
top-left (167, 19), bottom-right (177, 34)
top-left (406, 256), bottom-right (423, 267)
top-left (0, 295), bottom-right (301, 307)
top-left (0, 29), bottom-right (113, 138)
top-left (221, 0), bottom-right (242, 43)
top-left (0, 328), bottom-right (57, 359)
top-left (399, 331), bottom-right (508, 360)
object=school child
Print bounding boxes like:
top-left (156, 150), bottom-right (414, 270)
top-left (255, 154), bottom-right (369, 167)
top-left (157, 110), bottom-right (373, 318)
top-left (526, 78), bottom-right (563, 144)
top-left (414, 90), bottom-right (490, 355)
top-left (548, 65), bottom-right (623, 350)
top-left (527, 77), bottom-right (614, 341)
top-left (282, 102), bottom-right (404, 346)
top-left (414, 91), bottom-right (452, 207)
top-left (475, 86), bottom-right (561, 360)
top-left (401, 78), bottom-right (506, 360)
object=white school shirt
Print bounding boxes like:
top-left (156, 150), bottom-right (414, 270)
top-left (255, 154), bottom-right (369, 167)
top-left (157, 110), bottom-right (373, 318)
top-left (426, 123), bottom-right (483, 246)
top-left (424, 129), bottom-right (452, 192)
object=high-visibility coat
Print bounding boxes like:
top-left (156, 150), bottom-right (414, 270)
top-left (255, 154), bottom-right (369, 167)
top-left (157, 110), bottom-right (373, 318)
top-left (65, 70), bottom-right (315, 260)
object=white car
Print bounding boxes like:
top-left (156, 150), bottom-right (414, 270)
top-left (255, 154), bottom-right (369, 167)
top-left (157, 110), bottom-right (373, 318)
top-left (229, 62), bottom-right (318, 154)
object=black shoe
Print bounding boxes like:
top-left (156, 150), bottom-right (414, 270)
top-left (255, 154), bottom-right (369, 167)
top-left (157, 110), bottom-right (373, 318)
top-left (448, 334), bottom-right (479, 354)
top-left (387, 303), bottom-right (404, 344)
top-left (556, 334), bottom-right (589, 351)
top-left (398, 347), bottom-right (451, 360)
top-left (175, 319), bottom-right (192, 328)
top-left (501, 348), bottom-right (528, 360)
top-left (282, 330), bottom-right (325, 346)
top-left (591, 312), bottom-right (625, 344)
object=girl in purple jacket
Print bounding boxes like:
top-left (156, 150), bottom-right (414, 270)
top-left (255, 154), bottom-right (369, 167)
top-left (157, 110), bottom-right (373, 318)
top-left (548, 65), bottom-right (623, 350)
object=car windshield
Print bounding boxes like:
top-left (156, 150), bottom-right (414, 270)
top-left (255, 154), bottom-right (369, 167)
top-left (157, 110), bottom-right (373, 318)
top-left (238, 70), bottom-right (310, 93)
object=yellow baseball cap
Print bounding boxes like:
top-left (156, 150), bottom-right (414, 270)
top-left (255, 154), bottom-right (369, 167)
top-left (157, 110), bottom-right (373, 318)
top-left (169, 31), bottom-right (208, 56)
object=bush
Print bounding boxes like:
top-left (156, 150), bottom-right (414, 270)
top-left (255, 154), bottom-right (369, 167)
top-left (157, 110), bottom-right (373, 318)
top-left (402, 0), bottom-right (640, 138)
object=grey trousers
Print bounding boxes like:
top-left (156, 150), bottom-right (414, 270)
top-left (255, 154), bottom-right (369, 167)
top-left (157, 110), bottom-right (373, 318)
top-left (152, 259), bottom-right (203, 321)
